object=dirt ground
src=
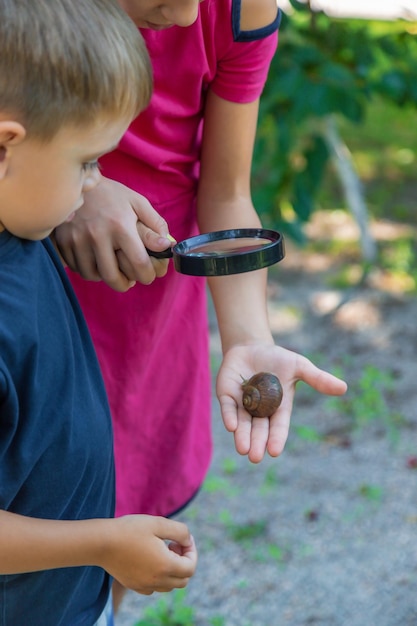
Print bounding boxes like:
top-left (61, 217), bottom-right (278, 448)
top-left (117, 211), bottom-right (417, 626)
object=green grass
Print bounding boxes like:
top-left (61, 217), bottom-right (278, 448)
top-left (133, 590), bottom-right (195, 626)
top-left (325, 362), bottom-right (406, 444)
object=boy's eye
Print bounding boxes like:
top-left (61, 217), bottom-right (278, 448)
top-left (82, 160), bottom-right (100, 172)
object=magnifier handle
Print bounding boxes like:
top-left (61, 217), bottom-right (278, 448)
top-left (145, 247), bottom-right (173, 259)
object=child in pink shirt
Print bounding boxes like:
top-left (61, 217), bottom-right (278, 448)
top-left (56, 0), bottom-right (347, 608)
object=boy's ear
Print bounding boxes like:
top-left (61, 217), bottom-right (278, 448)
top-left (0, 121), bottom-right (26, 180)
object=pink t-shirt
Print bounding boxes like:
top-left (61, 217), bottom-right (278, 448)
top-left (69, 0), bottom-right (280, 517)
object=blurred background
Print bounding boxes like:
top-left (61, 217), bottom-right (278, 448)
top-left (253, 0), bottom-right (417, 273)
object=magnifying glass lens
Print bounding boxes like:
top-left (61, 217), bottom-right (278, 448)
top-left (147, 228), bottom-right (285, 276)
top-left (187, 237), bottom-right (273, 257)
top-left (173, 228), bottom-right (284, 276)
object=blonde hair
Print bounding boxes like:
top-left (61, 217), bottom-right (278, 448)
top-left (0, 0), bottom-right (152, 140)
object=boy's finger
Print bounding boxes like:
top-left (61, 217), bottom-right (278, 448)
top-left (156, 519), bottom-right (194, 548)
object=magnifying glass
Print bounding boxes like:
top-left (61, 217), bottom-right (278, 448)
top-left (147, 228), bottom-right (285, 276)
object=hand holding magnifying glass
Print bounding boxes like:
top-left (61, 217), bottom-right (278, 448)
top-left (147, 228), bottom-right (285, 276)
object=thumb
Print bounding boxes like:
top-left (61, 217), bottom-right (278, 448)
top-left (156, 518), bottom-right (193, 548)
top-left (296, 355), bottom-right (347, 396)
top-left (136, 221), bottom-right (175, 252)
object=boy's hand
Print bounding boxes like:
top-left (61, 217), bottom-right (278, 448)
top-left (54, 177), bottom-right (172, 292)
top-left (216, 343), bottom-right (347, 463)
top-left (100, 515), bottom-right (197, 595)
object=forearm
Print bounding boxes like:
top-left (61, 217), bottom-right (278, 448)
top-left (208, 270), bottom-right (273, 353)
top-left (196, 92), bottom-right (277, 352)
top-left (198, 195), bottom-right (274, 352)
top-left (0, 509), bottom-right (108, 574)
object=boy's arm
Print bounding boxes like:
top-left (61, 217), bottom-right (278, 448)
top-left (0, 510), bottom-right (197, 594)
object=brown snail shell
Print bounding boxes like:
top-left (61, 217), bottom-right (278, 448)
top-left (241, 372), bottom-right (283, 417)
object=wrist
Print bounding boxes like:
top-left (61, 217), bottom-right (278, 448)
top-left (220, 331), bottom-right (274, 355)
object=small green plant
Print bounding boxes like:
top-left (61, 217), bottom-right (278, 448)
top-left (219, 510), bottom-right (267, 544)
top-left (260, 466), bottom-right (280, 494)
top-left (293, 424), bottom-right (323, 442)
top-left (134, 589), bottom-right (195, 626)
top-left (202, 473), bottom-right (240, 497)
top-left (379, 236), bottom-right (417, 293)
top-left (209, 618), bottom-right (226, 626)
top-left (221, 457), bottom-right (238, 475)
top-left (352, 364), bottom-right (393, 426)
top-left (358, 483), bottom-right (384, 503)
top-left (326, 363), bottom-right (404, 442)
top-left (228, 519), bottom-right (268, 543)
top-left (253, 542), bottom-right (288, 564)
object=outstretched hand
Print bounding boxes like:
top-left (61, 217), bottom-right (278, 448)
top-left (216, 343), bottom-right (347, 463)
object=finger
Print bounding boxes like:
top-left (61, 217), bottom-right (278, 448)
top-left (159, 546), bottom-right (197, 579)
top-left (168, 535), bottom-right (198, 563)
top-left (136, 575), bottom-right (191, 595)
top-left (136, 222), bottom-right (175, 252)
top-left (296, 355), bottom-right (347, 395)
top-left (167, 534), bottom-right (198, 574)
top-left (155, 576), bottom-right (191, 591)
top-left (134, 588), bottom-right (155, 596)
top-left (69, 245), bottom-right (102, 281)
top-left (53, 239), bottom-right (77, 274)
top-left (156, 519), bottom-right (194, 549)
top-left (117, 239), bottom-right (169, 281)
top-left (247, 417), bottom-right (270, 464)
top-left (80, 214), bottom-right (156, 285)
top-left (115, 249), bottom-right (137, 282)
top-left (116, 249), bottom-right (162, 286)
top-left (168, 539), bottom-right (197, 557)
top-left (265, 395), bottom-right (294, 458)
top-left (150, 257), bottom-right (170, 278)
top-left (219, 395), bottom-right (238, 432)
top-left (114, 230), bottom-right (170, 284)
top-left (131, 196), bottom-right (170, 237)
top-left (235, 401), bottom-right (292, 463)
top-left (233, 408), bottom-right (254, 456)
top-left (94, 243), bottom-right (146, 291)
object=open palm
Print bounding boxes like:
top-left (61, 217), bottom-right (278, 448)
top-left (216, 343), bottom-right (347, 463)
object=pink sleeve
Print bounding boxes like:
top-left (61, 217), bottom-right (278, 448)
top-left (210, 7), bottom-right (281, 104)
top-left (211, 32), bottom-right (278, 103)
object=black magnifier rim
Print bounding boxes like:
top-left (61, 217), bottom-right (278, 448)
top-left (172, 228), bottom-right (285, 276)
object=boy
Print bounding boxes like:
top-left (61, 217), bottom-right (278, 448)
top-left (0, 1), bottom-right (197, 625)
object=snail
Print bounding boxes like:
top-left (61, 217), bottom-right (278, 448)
top-left (241, 372), bottom-right (283, 417)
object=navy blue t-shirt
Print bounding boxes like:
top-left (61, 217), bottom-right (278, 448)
top-left (0, 232), bottom-right (115, 626)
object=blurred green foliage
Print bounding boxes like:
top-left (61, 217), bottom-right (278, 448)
top-left (134, 589), bottom-right (195, 626)
top-left (253, 0), bottom-right (417, 242)
top-left (335, 97), bottom-right (417, 224)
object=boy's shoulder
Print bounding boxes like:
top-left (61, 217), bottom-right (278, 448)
top-left (0, 235), bottom-right (64, 351)
top-left (0, 232), bottom-right (47, 301)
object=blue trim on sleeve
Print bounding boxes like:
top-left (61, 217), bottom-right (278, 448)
top-left (232, 0), bottom-right (282, 42)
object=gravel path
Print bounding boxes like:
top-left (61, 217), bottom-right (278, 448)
top-left (115, 213), bottom-right (417, 626)
top-left (116, 421), bottom-right (417, 626)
